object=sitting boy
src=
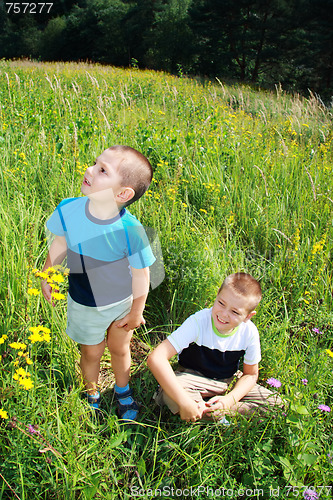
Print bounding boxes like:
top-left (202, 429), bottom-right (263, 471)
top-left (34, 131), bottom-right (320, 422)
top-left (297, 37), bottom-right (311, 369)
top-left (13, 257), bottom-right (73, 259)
top-left (41, 145), bottom-right (155, 420)
top-left (148, 273), bottom-right (280, 423)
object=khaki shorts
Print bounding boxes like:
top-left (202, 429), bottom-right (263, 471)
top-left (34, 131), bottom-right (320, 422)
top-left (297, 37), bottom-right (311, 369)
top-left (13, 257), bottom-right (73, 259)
top-left (66, 294), bottom-right (133, 345)
top-left (154, 367), bottom-right (282, 415)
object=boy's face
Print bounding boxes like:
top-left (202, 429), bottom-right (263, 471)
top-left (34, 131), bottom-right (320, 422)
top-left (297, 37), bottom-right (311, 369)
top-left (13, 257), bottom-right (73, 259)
top-left (81, 150), bottom-right (130, 203)
top-left (211, 286), bottom-right (256, 334)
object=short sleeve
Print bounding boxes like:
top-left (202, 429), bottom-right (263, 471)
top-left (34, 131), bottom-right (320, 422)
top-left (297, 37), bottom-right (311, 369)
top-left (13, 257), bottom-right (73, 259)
top-left (46, 203), bottom-right (66, 236)
top-left (167, 314), bottom-right (200, 353)
top-left (243, 326), bottom-right (261, 365)
top-left (125, 225), bottom-right (156, 269)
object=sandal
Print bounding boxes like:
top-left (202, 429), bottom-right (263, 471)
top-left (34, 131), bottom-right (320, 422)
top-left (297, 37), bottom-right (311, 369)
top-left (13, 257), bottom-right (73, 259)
top-left (114, 388), bottom-right (139, 420)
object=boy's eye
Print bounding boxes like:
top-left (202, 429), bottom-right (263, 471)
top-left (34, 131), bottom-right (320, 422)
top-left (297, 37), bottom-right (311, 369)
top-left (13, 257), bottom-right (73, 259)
top-left (232, 311), bottom-right (239, 315)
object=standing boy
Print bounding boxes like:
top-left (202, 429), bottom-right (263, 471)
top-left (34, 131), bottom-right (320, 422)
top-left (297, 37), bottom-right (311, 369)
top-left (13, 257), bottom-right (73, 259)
top-left (42, 145), bottom-right (155, 420)
top-left (148, 273), bottom-right (280, 422)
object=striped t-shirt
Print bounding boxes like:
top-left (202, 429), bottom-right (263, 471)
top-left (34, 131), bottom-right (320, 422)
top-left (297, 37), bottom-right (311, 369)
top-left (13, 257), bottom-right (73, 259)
top-left (46, 197), bottom-right (155, 307)
top-left (168, 308), bottom-right (261, 379)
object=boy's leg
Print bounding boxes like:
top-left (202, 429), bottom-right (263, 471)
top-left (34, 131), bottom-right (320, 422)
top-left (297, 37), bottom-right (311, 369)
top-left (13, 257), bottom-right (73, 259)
top-left (154, 369), bottom-right (230, 415)
top-left (155, 369), bottom-right (283, 417)
top-left (235, 380), bottom-right (283, 414)
top-left (79, 341), bottom-right (106, 394)
top-left (106, 322), bottom-right (139, 420)
top-left (106, 323), bottom-right (133, 387)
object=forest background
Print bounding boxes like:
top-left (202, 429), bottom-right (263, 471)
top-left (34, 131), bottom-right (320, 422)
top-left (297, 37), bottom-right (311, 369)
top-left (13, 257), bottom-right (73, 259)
top-left (1, 0), bottom-right (333, 101)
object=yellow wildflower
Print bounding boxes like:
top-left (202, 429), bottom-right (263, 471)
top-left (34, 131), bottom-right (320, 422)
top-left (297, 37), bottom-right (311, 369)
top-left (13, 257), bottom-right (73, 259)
top-left (28, 325), bottom-right (51, 343)
top-left (50, 274), bottom-right (64, 283)
top-left (16, 367), bottom-right (28, 378)
top-left (35, 271), bottom-right (48, 279)
top-left (52, 292), bottom-right (66, 300)
top-left (28, 332), bottom-right (44, 343)
top-left (325, 349), bottom-right (333, 358)
top-left (9, 342), bottom-right (27, 350)
top-left (28, 288), bottom-right (40, 296)
top-left (0, 409), bottom-right (8, 419)
top-left (29, 325), bottom-right (50, 334)
top-left (0, 334), bottom-right (8, 344)
top-left (20, 378), bottom-right (34, 390)
top-left (29, 326), bottom-right (40, 335)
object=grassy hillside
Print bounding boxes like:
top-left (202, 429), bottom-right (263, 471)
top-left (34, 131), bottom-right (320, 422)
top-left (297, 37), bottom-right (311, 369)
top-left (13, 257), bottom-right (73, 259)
top-left (0, 60), bottom-right (332, 499)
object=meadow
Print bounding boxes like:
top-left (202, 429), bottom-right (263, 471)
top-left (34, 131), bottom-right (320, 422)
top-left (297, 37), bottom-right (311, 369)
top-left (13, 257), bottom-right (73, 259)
top-left (0, 60), bottom-right (332, 500)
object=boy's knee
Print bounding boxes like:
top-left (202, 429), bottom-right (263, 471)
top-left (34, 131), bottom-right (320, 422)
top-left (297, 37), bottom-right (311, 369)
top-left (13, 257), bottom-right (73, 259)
top-left (109, 343), bottom-right (130, 358)
top-left (80, 343), bottom-right (105, 363)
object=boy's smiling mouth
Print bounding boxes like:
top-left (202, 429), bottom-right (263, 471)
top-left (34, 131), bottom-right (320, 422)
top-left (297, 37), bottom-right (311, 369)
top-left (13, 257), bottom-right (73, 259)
top-left (216, 315), bottom-right (228, 325)
top-left (83, 177), bottom-right (91, 186)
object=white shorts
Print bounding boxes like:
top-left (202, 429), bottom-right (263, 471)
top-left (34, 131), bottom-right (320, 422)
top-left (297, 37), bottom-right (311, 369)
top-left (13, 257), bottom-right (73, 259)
top-left (66, 294), bottom-right (133, 345)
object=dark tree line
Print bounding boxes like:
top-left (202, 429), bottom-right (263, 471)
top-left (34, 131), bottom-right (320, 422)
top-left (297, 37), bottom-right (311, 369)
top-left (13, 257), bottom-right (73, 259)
top-left (1, 0), bottom-right (333, 98)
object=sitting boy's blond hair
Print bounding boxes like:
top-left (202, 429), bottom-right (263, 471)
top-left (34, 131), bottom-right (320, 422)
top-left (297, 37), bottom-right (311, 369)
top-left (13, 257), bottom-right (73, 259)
top-left (219, 273), bottom-right (262, 312)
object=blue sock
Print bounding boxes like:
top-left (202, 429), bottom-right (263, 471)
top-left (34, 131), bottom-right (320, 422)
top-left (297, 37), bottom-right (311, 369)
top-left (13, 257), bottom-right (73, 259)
top-left (115, 384), bottom-right (129, 394)
top-left (115, 384), bottom-right (132, 404)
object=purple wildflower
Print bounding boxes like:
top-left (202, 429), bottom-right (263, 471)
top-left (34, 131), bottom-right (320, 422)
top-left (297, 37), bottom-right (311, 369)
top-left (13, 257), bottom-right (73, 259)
top-left (27, 424), bottom-right (40, 435)
top-left (303, 488), bottom-right (318, 500)
top-left (266, 377), bottom-right (282, 388)
top-left (318, 404), bottom-right (331, 412)
top-left (301, 378), bottom-right (308, 386)
top-left (312, 327), bottom-right (323, 335)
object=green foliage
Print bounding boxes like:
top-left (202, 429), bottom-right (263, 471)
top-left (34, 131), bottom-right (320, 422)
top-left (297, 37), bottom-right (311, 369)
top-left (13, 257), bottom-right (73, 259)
top-left (0, 61), bottom-right (332, 498)
top-left (1, 0), bottom-right (333, 96)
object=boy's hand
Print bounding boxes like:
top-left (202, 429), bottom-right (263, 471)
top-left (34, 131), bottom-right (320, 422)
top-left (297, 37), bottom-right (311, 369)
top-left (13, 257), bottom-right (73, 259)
top-left (114, 312), bottom-right (145, 332)
top-left (41, 280), bottom-right (54, 305)
top-left (179, 399), bottom-right (206, 422)
top-left (203, 395), bottom-right (234, 419)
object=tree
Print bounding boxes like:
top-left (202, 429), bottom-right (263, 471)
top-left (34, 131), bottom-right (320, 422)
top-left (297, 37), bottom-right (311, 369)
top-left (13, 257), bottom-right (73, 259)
top-left (40, 17), bottom-right (67, 61)
top-left (189, 0), bottom-right (296, 82)
top-left (144, 0), bottom-right (194, 73)
top-left (60, 0), bottom-right (130, 64)
top-left (122, 0), bottom-right (166, 67)
top-left (300, 0), bottom-right (333, 94)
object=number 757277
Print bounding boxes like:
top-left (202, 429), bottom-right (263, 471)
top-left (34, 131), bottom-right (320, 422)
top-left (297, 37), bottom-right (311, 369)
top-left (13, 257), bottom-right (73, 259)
top-left (6, 3), bottom-right (53, 14)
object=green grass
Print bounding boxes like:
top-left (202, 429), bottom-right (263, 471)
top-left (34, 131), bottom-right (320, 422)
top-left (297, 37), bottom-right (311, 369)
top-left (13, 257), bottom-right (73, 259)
top-left (0, 60), bottom-right (332, 499)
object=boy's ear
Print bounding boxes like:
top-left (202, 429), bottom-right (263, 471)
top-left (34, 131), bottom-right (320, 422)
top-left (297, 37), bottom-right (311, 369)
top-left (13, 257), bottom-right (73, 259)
top-left (116, 187), bottom-right (135, 204)
top-left (244, 310), bottom-right (256, 322)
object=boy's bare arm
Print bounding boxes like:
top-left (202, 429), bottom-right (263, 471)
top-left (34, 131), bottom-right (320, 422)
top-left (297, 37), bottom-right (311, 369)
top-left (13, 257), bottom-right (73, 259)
top-left (203, 363), bottom-right (259, 417)
top-left (115, 266), bottom-right (150, 331)
top-left (147, 339), bottom-right (206, 422)
top-left (41, 235), bottom-right (67, 303)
